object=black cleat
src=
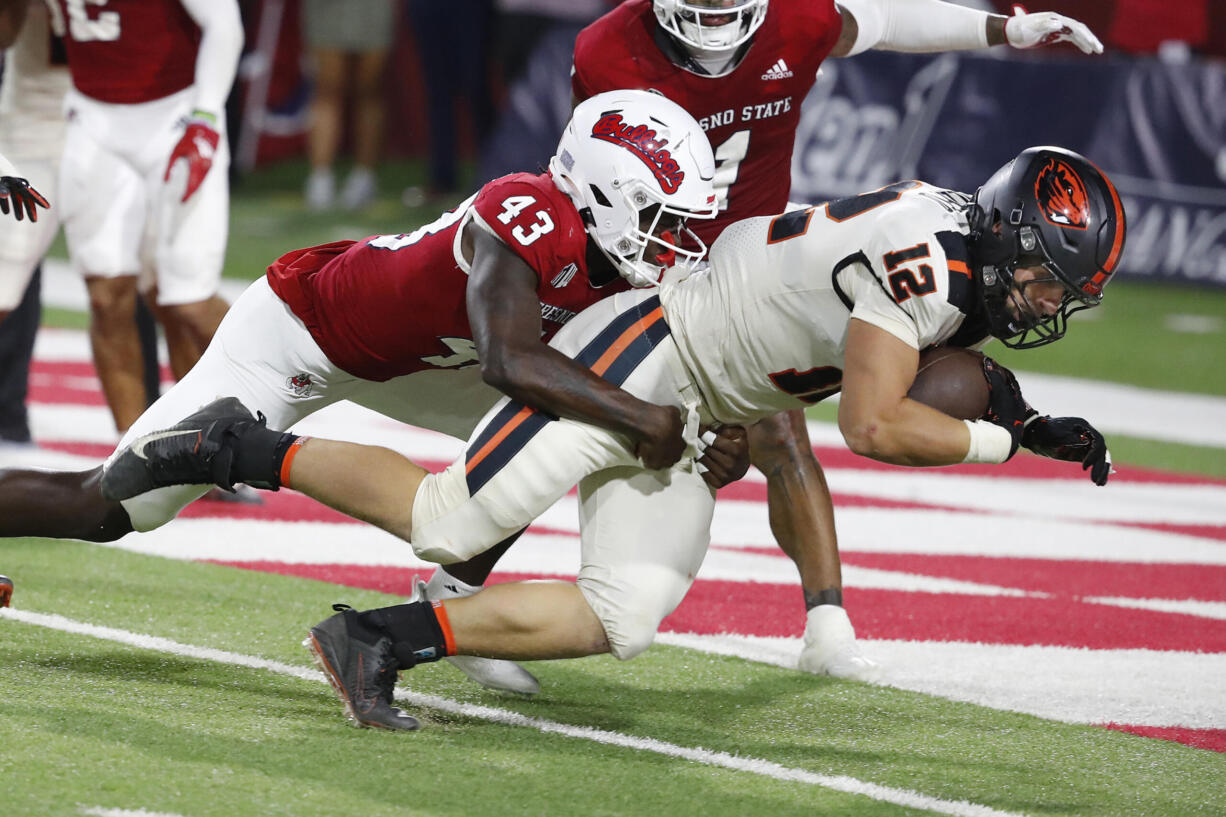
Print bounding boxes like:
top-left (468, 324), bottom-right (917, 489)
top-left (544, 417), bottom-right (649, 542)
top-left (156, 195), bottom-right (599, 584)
top-left (304, 604), bottom-right (419, 732)
top-left (0, 575), bottom-right (12, 608)
top-left (102, 397), bottom-right (266, 501)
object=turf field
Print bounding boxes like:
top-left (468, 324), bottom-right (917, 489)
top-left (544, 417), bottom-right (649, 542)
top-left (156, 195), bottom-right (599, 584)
top-left (4, 159), bottom-right (1225, 816)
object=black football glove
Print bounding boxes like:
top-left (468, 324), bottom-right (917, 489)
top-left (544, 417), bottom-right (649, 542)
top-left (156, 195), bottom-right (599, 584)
top-left (981, 356), bottom-right (1031, 460)
top-left (0, 176), bottom-right (50, 222)
top-left (1022, 415), bottom-right (1112, 486)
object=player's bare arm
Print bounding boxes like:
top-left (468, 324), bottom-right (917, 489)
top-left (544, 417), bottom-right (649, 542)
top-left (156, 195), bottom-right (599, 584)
top-left (838, 317), bottom-right (977, 465)
top-left (465, 224), bottom-right (687, 471)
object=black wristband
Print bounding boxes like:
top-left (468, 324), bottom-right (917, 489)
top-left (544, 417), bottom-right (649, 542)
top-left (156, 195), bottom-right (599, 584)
top-left (804, 587), bottom-right (843, 611)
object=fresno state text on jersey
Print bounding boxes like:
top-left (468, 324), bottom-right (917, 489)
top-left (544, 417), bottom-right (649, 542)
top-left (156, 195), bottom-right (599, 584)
top-left (267, 173), bottom-right (623, 382)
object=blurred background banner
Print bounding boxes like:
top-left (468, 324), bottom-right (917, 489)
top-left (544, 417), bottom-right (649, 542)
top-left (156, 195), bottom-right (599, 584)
top-left (473, 42), bottom-right (1226, 289)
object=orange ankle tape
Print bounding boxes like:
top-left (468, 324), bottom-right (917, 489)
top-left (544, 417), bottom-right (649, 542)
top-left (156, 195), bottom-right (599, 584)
top-left (431, 600), bottom-right (457, 657)
top-left (279, 436), bottom-right (309, 487)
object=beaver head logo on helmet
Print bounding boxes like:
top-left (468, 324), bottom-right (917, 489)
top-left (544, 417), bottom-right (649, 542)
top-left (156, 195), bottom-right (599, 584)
top-left (1034, 157), bottom-right (1090, 230)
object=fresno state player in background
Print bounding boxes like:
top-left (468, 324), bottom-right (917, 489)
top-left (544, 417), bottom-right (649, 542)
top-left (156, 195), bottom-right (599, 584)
top-left (47, 0), bottom-right (242, 432)
top-left (0, 0), bottom-right (67, 321)
top-left (559, 0), bottom-right (1107, 681)
top-left (0, 90), bottom-right (742, 696)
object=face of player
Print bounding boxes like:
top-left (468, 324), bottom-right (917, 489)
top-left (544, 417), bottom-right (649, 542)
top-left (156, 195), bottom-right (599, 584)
top-left (681, 0), bottom-right (741, 28)
top-left (638, 204), bottom-right (688, 266)
top-left (1007, 264), bottom-right (1068, 324)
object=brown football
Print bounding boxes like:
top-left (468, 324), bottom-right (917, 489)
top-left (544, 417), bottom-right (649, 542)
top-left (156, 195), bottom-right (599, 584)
top-left (907, 347), bottom-right (990, 420)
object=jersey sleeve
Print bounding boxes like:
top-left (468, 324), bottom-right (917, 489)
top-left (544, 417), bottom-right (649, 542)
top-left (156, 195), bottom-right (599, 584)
top-left (470, 176), bottom-right (583, 281)
top-left (850, 204), bottom-right (972, 349)
top-left (847, 266), bottom-right (921, 349)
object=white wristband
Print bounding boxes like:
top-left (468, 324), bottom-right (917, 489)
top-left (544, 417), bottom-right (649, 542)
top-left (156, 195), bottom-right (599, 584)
top-left (961, 419), bottom-right (1013, 464)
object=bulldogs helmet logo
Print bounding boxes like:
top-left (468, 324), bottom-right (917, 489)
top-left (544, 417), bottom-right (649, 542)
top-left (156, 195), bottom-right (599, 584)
top-left (590, 113), bottom-right (685, 194)
top-left (1035, 158), bottom-right (1090, 230)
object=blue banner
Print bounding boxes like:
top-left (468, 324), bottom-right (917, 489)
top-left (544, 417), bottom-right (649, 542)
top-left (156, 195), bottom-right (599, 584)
top-left (481, 43), bottom-right (1226, 288)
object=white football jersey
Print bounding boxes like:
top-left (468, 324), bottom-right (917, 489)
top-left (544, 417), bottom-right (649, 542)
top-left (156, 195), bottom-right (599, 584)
top-left (661, 181), bottom-right (988, 426)
top-left (0, 0), bottom-right (70, 160)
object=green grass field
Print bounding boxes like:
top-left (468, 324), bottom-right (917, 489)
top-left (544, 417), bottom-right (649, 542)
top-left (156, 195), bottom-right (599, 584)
top-left (4, 540), bottom-right (1223, 817)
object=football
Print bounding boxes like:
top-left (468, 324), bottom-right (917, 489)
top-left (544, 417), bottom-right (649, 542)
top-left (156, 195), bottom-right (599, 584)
top-left (907, 347), bottom-right (990, 420)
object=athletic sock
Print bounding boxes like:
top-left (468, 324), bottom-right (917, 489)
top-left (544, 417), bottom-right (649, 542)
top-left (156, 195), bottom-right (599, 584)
top-left (229, 425), bottom-right (303, 490)
top-left (359, 601), bottom-right (455, 668)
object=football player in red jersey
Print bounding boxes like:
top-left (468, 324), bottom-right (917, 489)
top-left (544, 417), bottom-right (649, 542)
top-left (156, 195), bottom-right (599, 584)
top-left (556, 0), bottom-right (1106, 681)
top-left (44, 0), bottom-right (242, 432)
top-left (0, 89), bottom-right (744, 695)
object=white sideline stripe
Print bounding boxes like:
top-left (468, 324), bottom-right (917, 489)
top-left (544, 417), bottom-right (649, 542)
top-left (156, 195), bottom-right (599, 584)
top-left (28, 322), bottom-right (1226, 451)
top-left (1085, 595), bottom-right (1226, 620)
top-left (101, 503), bottom-right (1226, 575)
top-left (18, 400), bottom-right (1226, 528)
top-left (81, 808), bottom-right (188, 817)
top-left (657, 633), bottom-right (1226, 729)
top-left (5, 608), bottom-right (1027, 817)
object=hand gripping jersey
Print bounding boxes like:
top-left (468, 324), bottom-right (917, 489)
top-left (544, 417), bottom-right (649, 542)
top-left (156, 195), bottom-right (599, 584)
top-left (51, 0), bottom-right (200, 104)
top-left (660, 181), bottom-right (990, 425)
top-left (572, 0), bottom-right (841, 244)
top-left (267, 173), bottom-right (625, 382)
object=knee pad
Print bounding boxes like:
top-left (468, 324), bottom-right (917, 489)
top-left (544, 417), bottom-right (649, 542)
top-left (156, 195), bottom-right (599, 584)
top-left (577, 563), bottom-right (692, 661)
top-left (410, 465), bottom-right (517, 565)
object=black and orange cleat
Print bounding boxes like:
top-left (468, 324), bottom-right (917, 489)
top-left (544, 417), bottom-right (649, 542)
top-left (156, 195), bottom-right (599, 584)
top-left (304, 604), bottom-right (419, 731)
top-left (0, 575), bottom-right (13, 608)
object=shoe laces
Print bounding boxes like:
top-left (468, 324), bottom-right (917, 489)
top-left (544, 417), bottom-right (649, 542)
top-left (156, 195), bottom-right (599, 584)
top-left (373, 642), bottom-right (399, 706)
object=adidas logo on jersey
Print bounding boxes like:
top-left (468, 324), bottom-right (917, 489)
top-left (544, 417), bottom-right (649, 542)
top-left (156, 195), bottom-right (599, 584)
top-left (761, 59), bottom-right (793, 80)
top-left (551, 263), bottom-right (578, 288)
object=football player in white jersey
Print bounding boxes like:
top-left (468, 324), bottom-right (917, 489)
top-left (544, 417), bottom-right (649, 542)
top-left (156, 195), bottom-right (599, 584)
top-left (105, 145), bottom-right (1124, 730)
top-left (0, 0), bottom-right (64, 455)
top-left (0, 0), bottom-right (62, 316)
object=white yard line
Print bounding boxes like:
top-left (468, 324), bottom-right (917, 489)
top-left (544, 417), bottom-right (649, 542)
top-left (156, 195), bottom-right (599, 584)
top-left (5, 608), bottom-right (1029, 817)
top-left (657, 632), bottom-right (1226, 730)
top-left (81, 808), bottom-right (189, 817)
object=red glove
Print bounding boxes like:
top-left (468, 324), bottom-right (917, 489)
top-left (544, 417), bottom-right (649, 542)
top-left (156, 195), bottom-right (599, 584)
top-left (164, 113), bottom-right (221, 203)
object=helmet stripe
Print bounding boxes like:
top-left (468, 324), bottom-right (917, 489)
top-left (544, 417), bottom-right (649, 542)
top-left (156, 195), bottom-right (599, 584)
top-left (1087, 156), bottom-right (1126, 274)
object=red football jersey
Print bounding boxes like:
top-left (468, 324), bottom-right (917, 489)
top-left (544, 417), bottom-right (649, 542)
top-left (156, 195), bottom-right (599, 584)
top-left (53, 0), bottom-right (200, 104)
top-left (267, 173), bottom-right (626, 382)
top-left (573, 0), bottom-right (841, 244)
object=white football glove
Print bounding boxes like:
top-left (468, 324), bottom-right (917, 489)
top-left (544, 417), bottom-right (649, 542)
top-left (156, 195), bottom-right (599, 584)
top-left (798, 605), bottom-right (883, 683)
top-left (1005, 4), bottom-right (1103, 54)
